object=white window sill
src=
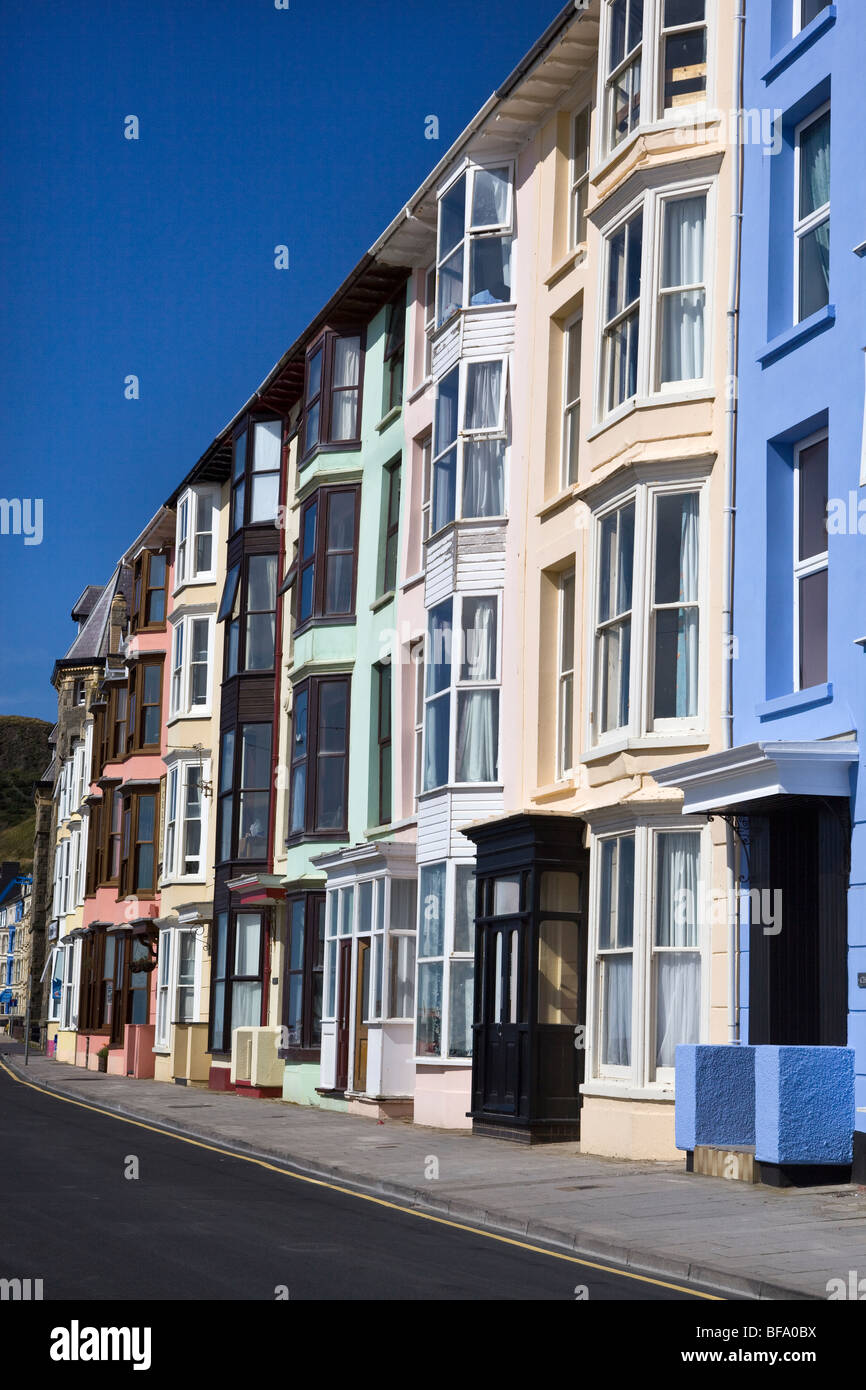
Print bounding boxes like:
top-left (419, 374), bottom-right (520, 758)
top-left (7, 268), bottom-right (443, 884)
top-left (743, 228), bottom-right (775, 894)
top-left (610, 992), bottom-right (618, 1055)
top-left (414, 1056), bottom-right (472, 1067)
top-left (580, 1080), bottom-right (675, 1102)
top-left (166, 711), bottom-right (211, 726)
top-left (400, 571), bottom-right (425, 593)
top-left (407, 377), bottom-right (433, 405)
top-left (172, 577), bottom-right (217, 598)
top-left (370, 591), bottom-right (395, 614)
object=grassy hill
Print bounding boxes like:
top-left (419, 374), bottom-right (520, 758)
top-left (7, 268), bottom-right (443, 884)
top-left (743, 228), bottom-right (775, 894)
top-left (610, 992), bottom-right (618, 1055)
top-left (0, 716), bottom-right (52, 869)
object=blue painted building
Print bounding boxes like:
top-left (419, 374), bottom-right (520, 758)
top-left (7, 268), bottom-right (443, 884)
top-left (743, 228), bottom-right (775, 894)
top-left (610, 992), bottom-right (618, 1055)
top-left (658, 1), bottom-right (866, 1183)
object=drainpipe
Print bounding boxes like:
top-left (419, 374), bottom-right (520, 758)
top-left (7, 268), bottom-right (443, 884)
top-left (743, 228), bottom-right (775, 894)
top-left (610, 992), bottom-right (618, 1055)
top-left (725, 0), bottom-right (746, 1042)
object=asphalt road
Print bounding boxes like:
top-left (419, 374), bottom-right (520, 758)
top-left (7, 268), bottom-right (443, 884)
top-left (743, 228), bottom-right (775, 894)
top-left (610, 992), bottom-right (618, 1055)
top-left (0, 1054), bottom-right (717, 1301)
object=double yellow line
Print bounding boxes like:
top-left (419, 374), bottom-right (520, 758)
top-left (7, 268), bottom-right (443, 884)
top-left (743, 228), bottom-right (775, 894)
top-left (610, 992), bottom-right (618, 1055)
top-left (0, 1056), bottom-right (720, 1300)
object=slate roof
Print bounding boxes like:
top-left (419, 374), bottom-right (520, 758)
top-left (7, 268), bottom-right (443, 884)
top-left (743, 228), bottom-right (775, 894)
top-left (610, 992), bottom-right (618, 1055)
top-left (60, 563), bottom-right (131, 665)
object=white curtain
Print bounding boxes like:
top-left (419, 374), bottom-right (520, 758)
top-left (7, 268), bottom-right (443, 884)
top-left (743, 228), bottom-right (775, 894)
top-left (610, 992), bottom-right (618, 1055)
top-left (472, 167), bottom-right (509, 226)
top-left (661, 196), bottom-right (706, 382)
top-left (331, 337), bottom-right (360, 439)
top-left (465, 361), bottom-right (502, 430)
top-left (602, 957), bottom-right (632, 1066)
top-left (456, 691), bottom-right (498, 782)
top-left (463, 439), bottom-right (504, 517)
top-left (677, 494), bottom-right (700, 717)
top-left (462, 598), bottom-right (496, 680)
top-left (654, 833), bottom-right (701, 1068)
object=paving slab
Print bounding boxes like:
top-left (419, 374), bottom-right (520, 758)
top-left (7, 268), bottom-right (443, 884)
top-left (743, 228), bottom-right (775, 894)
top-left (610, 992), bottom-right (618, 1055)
top-left (5, 1050), bottom-right (865, 1301)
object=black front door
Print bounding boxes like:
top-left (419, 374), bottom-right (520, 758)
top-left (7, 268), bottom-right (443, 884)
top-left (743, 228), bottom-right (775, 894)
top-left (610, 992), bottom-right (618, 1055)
top-left (478, 921), bottom-right (523, 1115)
top-left (747, 799), bottom-right (848, 1047)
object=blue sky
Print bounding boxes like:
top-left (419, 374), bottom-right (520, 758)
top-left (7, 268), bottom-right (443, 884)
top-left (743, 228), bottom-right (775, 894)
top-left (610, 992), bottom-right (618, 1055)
top-left (0, 0), bottom-right (562, 721)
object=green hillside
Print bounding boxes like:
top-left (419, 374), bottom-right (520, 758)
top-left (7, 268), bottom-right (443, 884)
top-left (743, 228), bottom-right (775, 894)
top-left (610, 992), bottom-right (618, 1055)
top-left (0, 717), bottom-right (52, 868)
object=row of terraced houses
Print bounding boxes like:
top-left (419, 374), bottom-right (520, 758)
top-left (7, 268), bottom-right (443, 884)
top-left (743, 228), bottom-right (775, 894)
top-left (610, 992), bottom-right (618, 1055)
top-left (28, 1), bottom-right (866, 1181)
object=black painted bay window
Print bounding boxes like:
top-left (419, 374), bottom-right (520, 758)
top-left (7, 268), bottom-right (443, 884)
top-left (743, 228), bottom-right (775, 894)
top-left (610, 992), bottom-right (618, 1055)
top-left (288, 676), bottom-right (350, 841)
top-left (230, 417), bottom-right (283, 535)
top-left (217, 722), bottom-right (272, 864)
top-left (219, 553), bottom-right (278, 676)
top-left (302, 331), bottom-right (363, 458)
top-left (296, 486), bottom-right (359, 627)
top-left (209, 907), bottom-right (268, 1053)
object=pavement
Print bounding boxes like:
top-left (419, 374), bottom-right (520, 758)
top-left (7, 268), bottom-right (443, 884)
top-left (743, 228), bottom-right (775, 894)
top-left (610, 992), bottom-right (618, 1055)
top-left (6, 1048), bottom-right (866, 1301)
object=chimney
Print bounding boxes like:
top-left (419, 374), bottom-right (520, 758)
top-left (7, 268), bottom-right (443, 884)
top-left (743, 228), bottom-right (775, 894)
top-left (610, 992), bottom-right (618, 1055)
top-left (109, 593), bottom-right (128, 653)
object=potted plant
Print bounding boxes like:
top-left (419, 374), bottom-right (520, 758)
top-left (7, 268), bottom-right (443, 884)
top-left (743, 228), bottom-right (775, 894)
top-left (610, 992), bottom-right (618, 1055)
top-left (97, 1045), bottom-right (110, 1073)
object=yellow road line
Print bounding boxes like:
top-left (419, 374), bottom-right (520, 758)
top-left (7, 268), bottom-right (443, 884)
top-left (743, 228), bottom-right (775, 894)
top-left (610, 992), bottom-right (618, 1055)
top-left (0, 1056), bottom-right (721, 1300)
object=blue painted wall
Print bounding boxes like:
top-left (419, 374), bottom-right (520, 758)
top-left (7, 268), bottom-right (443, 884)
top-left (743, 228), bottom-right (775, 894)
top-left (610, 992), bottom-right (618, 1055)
top-left (736, 3), bottom-right (866, 1132)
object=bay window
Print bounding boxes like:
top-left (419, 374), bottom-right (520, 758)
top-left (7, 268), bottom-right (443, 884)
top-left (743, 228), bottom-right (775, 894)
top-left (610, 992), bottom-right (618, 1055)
top-left (601, 1), bottom-right (709, 157)
top-left (119, 789), bottom-right (159, 898)
top-left (287, 676), bottom-right (350, 840)
top-left (436, 164), bottom-right (513, 327)
top-left (793, 430), bottom-right (828, 691)
top-left (296, 486), bottom-right (359, 627)
top-left (415, 861), bottom-right (474, 1060)
top-left (283, 893), bottom-right (325, 1051)
top-left (423, 595), bottom-right (500, 791)
top-left (591, 823), bottom-right (703, 1087)
top-left (600, 184), bottom-right (711, 418)
top-left (126, 658), bottom-right (163, 754)
top-left (431, 358), bottom-right (507, 533)
top-left (131, 551), bottom-right (167, 632)
top-left (156, 927), bottom-right (200, 1050)
top-left (231, 418), bottom-right (283, 533)
top-left (169, 614), bottom-right (214, 717)
top-left (604, 0), bottom-right (643, 151)
top-left (175, 487), bottom-right (218, 587)
top-left (216, 722), bottom-right (271, 864)
top-left (794, 105), bottom-right (830, 324)
top-left (163, 759), bottom-right (208, 881)
top-left (220, 553), bottom-right (278, 675)
top-left (658, 194), bottom-right (706, 386)
top-left (591, 481), bottom-right (704, 747)
top-left (302, 331), bottom-right (363, 457)
top-left (208, 910), bottom-right (267, 1049)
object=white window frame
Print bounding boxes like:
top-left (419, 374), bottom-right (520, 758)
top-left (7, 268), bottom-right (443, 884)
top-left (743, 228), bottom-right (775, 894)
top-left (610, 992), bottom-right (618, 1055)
top-left (423, 264), bottom-right (436, 382)
top-left (162, 757), bottom-right (210, 884)
top-left (557, 568), bottom-right (576, 780)
top-left (156, 926), bottom-right (202, 1049)
top-left (168, 612), bottom-right (215, 719)
top-left (596, 177), bottom-right (715, 424)
top-left (793, 102), bottom-right (831, 327)
top-left (562, 314), bottom-right (583, 489)
top-left (414, 858), bottom-right (475, 1063)
top-left (421, 593), bottom-right (503, 793)
top-left (430, 357), bottom-right (509, 536)
top-left (587, 476), bottom-right (708, 755)
top-left (174, 486), bottom-right (219, 591)
top-left (435, 160), bottom-right (515, 329)
top-left (597, 0), bottom-right (712, 163)
top-left (60, 838), bottom-right (71, 917)
top-left (586, 817), bottom-right (709, 1092)
top-left (792, 428), bottom-right (829, 693)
